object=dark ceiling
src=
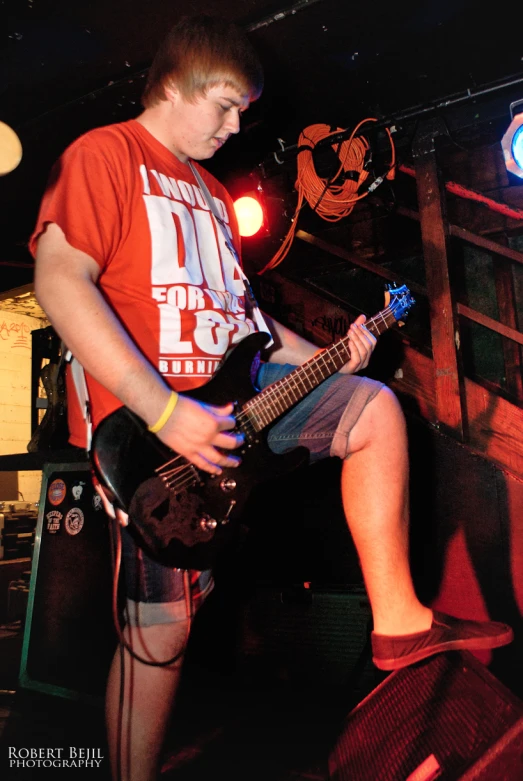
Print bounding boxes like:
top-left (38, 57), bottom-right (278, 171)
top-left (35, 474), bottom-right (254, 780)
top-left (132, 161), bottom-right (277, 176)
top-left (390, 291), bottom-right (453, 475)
top-left (2, 0), bottom-right (523, 292)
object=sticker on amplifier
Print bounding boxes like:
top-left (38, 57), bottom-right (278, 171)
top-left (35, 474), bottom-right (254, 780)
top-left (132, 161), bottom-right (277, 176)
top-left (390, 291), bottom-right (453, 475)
top-left (46, 510), bottom-right (62, 533)
top-left (72, 481), bottom-right (86, 501)
top-left (48, 478), bottom-right (66, 506)
top-left (64, 507), bottom-right (85, 536)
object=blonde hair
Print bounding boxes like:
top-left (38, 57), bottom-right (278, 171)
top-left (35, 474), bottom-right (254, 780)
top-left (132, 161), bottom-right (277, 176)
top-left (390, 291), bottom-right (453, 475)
top-left (142, 16), bottom-right (263, 107)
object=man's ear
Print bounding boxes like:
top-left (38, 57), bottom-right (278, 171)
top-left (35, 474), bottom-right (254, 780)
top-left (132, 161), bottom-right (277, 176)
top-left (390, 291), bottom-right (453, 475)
top-left (164, 83), bottom-right (179, 104)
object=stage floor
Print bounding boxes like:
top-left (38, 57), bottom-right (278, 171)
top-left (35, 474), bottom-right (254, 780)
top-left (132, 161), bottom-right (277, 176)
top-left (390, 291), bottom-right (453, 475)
top-left (0, 619), bottom-right (382, 781)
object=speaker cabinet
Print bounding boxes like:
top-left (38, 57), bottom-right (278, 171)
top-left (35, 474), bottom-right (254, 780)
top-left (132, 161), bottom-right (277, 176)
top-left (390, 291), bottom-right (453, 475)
top-left (328, 651), bottom-right (523, 780)
top-left (235, 584), bottom-right (374, 694)
top-left (19, 462), bottom-right (117, 703)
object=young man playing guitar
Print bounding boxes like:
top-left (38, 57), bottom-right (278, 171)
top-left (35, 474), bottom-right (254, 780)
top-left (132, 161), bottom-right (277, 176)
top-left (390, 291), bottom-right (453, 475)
top-left (31, 15), bottom-right (513, 781)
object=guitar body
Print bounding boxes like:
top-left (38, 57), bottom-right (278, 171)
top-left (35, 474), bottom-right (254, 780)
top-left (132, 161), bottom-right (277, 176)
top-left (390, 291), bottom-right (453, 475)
top-left (92, 332), bottom-right (309, 570)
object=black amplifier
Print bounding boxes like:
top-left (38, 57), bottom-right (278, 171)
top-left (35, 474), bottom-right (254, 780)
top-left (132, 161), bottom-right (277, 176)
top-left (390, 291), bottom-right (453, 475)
top-left (0, 500), bottom-right (39, 559)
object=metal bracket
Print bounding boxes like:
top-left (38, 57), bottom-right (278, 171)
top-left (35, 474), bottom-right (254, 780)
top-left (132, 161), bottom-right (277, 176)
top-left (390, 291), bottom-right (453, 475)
top-left (412, 117), bottom-right (450, 158)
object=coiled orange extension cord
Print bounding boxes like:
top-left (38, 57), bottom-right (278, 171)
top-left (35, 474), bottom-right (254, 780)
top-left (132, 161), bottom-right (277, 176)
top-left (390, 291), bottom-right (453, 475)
top-left (258, 118), bottom-right (395, 274)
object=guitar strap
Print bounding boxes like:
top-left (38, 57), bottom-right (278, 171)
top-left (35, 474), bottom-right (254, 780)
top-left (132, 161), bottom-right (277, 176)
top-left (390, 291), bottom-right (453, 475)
top-left (68, 162), bottom-right (274, 452)
top-left (65, 348), bottom-right (93, 451)
top-left (188, 160), bottom-right (273, 346)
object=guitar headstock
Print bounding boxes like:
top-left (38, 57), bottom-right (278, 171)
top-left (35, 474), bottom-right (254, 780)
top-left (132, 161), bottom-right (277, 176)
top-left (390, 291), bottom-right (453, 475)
top-left (383, 283), bottom-right (415, 325)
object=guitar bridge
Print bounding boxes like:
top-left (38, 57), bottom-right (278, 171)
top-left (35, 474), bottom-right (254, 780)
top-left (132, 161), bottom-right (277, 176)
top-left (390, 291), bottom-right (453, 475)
top-left (157, 459), bottom-right (201, 494)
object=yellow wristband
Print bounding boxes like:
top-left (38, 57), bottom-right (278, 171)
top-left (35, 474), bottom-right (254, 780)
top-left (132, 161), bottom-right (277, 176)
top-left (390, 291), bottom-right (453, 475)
top-left (148, 391), bottom-right (179, 434)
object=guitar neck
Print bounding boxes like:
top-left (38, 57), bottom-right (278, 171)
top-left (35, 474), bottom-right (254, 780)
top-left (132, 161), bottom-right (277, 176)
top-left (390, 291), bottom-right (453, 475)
top-left (242, 305), bottom-right (399, 432)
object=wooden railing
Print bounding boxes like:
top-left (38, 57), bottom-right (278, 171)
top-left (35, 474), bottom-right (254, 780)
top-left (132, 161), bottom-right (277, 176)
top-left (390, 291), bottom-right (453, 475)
top-left (268, 134), bottom-right (523, 479)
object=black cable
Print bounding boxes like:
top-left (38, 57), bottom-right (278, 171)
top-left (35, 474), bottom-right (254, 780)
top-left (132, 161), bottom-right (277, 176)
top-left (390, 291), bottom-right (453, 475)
top-left (108, 514), bottom-right (189, 668)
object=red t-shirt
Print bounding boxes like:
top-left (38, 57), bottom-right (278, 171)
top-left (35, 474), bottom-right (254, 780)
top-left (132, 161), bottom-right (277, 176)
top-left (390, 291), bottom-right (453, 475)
top-left (30, 120), bottom-right (257, 448)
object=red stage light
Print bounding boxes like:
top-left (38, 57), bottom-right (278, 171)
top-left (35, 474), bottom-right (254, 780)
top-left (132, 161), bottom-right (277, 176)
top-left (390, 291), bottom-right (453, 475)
top-left (233, 195), bottom-right (264, 237)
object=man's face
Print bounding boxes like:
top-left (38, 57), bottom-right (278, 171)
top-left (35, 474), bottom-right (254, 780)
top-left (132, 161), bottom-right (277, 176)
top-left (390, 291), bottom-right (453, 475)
top-left (165, 83), bottom-right (250, 162)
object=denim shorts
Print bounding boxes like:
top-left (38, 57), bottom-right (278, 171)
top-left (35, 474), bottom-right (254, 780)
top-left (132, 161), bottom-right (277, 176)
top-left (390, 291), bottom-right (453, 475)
top-left (121, 533), bottom-right (214, 627)
top-left (258, 362), bottom-right (384, 462)
top-left (122, 364), bottom-right (384, 626)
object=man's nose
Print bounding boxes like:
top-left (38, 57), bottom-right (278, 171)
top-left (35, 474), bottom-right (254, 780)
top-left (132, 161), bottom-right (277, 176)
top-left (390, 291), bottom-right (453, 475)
top-left (224, 110), bottom-right (241, 135)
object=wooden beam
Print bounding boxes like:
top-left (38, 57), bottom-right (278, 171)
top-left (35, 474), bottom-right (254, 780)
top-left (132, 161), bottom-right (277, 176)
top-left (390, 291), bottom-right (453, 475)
top-left (457, 304), bottom-right (523, 346)
top-left (295, 230), bottom-right (426, 296)
top-left (395, 205), bottom-right (523, 267)
top-left (414, 143), bottom-right (467, 439)
top-left (450, 224), bottom-right (523, 266)
top-left (493, 257), bottom-right (523, 400)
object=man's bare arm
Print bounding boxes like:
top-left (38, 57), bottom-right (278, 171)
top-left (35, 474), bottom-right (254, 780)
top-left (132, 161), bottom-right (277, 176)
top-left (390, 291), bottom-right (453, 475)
top-left (34, 223), bottom-right (242, 473)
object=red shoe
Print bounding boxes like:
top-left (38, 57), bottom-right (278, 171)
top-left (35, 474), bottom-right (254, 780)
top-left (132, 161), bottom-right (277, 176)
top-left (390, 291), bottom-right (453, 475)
top-left (371, 611), bottom-right (514, 671)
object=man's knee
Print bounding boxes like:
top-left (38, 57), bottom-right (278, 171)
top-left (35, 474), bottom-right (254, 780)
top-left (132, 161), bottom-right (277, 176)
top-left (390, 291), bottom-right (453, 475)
top-left (347, 386), bottom-right (406, 453)
top-left (124, 619), bottom-right (190, 665)
top-left (371, 385), bottom-right (405, 419)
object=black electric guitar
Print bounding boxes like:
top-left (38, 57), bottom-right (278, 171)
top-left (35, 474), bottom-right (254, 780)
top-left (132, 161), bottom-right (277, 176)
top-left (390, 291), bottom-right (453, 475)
top-left (91, 283), bottom-right (414, 570)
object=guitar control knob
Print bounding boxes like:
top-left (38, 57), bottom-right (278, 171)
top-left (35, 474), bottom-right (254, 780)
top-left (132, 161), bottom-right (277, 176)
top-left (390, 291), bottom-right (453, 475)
top-left (220, 478), bottom-right (237, 492)
top-left (200, 516), bottom-right (218, 531)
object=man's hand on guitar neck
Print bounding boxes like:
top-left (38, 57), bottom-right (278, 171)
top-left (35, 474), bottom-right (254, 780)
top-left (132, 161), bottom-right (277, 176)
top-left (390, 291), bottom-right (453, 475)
top-left (337, 314), bottom-right (377, 375)
top-left (154, 394), bottom-right (244, 476)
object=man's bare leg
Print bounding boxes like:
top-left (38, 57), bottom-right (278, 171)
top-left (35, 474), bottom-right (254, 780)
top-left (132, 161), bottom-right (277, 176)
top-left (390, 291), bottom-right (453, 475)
top-left (341, 386), bottom-right (433, 636)
top-left (105, 621), bottom-right (188, 781)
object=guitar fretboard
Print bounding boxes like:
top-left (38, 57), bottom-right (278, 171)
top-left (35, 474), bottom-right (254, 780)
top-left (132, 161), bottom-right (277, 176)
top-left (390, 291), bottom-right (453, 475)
top-left (238, 303), bottom-right (400, 434)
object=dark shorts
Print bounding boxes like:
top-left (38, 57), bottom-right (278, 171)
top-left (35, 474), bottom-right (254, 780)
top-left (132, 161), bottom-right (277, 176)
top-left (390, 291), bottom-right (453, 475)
top-left (122, 365), bottom-right (384, 626)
